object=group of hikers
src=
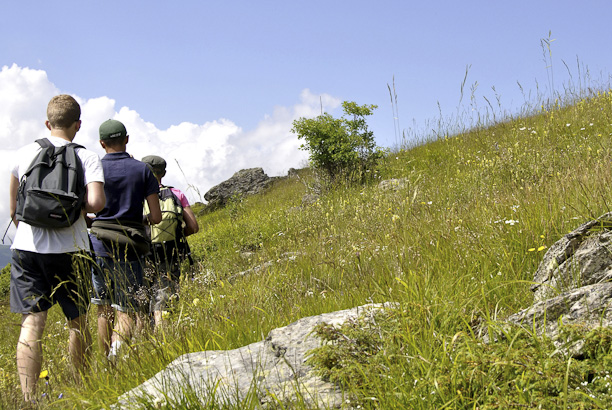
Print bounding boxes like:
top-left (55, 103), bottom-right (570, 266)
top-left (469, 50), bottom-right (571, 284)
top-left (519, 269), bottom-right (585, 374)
top-left (8, 94), bottom-right (200, 403)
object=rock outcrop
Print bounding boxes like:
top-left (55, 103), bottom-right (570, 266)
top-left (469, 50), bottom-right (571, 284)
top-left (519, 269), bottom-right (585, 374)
top-left (204, 168), bottom-right (276, 208)
top-left (115, 303), bottom-right (392, 409)
top-left (503, 212), bottom-right (612, 340)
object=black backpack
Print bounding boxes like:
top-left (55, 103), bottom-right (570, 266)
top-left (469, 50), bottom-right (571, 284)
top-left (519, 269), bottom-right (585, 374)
top-left (15, 138), bottom-right (86, 228)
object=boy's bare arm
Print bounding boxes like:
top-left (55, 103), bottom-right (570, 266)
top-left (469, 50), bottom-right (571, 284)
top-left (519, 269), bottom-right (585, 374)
top-left (84, 182), bottom-right (106, 213)
top-left (9, 174), bottom-right (18, 226)
top-left (145, 193), bottom-right (162, 225)
top-left (182, 206), bottom-right (199, 236)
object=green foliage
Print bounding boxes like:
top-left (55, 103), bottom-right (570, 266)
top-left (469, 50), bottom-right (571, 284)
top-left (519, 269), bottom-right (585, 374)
top-left (307, 312), bottom-right (612, 409)
top-left (307, 309), bottom-right (404, 389)
top-left (0, 264), bottom-right (9, 297)
top-left (291, 101), bottom-right (385, 182)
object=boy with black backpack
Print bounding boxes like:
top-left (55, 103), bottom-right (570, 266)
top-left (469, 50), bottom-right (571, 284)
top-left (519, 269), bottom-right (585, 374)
top-left (141, 155), bottom-right (199, 330)
top-left (8, 95), bottom-right (106, 403)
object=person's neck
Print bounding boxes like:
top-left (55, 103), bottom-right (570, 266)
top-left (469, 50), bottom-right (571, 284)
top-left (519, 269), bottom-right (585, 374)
top-left (49, 129), bottom-right (76, 142)
top-left (105, 147), bottom-right (127, 154)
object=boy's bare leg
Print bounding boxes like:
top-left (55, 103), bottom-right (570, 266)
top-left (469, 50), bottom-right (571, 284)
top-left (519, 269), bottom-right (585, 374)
top-left (153, 310), bottom-right (165, 330)
top-left (67, 314), bottom-right (91, 375)
top-left (96, 305), bottom-right (114, 356)
top-left (16, 311), bottom-right (47, 402)
top-left (113, 311), bottom-right (134, 344)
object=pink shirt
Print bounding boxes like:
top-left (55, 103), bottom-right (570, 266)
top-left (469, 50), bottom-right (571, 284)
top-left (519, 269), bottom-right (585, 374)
top-left (168, 186), bottom-right (190, 208)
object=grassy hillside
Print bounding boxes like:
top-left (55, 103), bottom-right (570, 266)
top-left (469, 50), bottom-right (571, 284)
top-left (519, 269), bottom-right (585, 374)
top-left (2, 90), bottom-right (612, 408)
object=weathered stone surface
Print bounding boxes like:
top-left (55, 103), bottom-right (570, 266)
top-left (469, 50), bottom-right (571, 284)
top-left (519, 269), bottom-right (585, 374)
top-left (227, 252), bottom-right (301, 283)
top-left (505, 283), bottom-right (612, 340)
top-left (115, 303), bottom-right (391, 409)
top-left (204, 168), bottom-right (276, 208)
top-left (531, 212), bottom-right (612, 302)
top-left (377, 178), bottom-right (408, 191)
top-left (497, 212), bottom-right (612, 343)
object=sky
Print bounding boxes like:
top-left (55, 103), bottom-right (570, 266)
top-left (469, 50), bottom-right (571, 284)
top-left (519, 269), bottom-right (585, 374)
top-left (1, 0), bottom-right (612, 242)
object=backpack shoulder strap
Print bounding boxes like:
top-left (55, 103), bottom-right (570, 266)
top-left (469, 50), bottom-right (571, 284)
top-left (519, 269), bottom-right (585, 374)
top-left (35, 138), bottom-right (53, 149)
top-left (159, 186), bottom-right (180, 205)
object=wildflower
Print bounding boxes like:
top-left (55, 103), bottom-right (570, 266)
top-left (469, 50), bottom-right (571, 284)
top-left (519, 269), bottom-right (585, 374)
top-left (58, 393), bottom-right (63, 399)
top-left (392, 214), bottom-right (400, 222)
top-left (161, 311), bottom-right (170, 319)
top-left (528, 248), bottom-right (536, 252)
top-left (39, 370), bottom-right (48, 379)
top-left (538, 245), bottom-right (547, 252)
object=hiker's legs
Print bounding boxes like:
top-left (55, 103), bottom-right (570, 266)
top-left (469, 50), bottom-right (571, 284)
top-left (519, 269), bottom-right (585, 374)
top-left (111, 257), bottom-right (144, 343)
top-left (92, 257), bottom-right (116, 355)
top-left (16, 311), bottom-right (47, 402)
top-left (67, 314), bottom-right (91, 376)
top-left (96, 305), bottom-right (114, 356)
top-left (152, 264), bottom-right (179, 330)
top-left (113, 311), bottom-right (135, 343)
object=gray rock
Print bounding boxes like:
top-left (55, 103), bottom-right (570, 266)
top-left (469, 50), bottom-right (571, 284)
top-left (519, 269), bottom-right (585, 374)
top-left (204, 168), bottom-right (276, 208)
top-left (301, 193), bottom-right (319, 207)
top-left (377, 178), bottom-right (408, 191)
top-left (115, 303), bottom-right (392, 409)
top-left (506, 283), bottom-right (612, 340)
top-left (495, 212), bottom-right (612, 345)
top-left (531, 212), bottom-right (612, 302)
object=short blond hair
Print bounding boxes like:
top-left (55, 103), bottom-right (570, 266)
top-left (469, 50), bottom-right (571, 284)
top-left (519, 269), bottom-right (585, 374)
top-left (47, 95), bottom-right (81, 129)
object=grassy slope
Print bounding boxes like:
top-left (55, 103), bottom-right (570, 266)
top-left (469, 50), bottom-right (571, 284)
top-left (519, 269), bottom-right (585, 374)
top-left (2, 91), bottom-right (612, 408)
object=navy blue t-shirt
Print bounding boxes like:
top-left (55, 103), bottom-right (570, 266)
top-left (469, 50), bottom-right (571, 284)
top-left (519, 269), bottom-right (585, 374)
top-left (90, 152), bottom-right (160, 258)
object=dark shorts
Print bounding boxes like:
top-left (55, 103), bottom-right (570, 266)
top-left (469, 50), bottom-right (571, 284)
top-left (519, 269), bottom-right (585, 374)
top-left (91, 256), bottom-right (146, 313)
top-left (10, 250), bottom-right (91, 321)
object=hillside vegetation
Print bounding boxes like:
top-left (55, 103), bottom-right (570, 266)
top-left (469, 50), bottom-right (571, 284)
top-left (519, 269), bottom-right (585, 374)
top-left (2, 90), bottom-right (612, 408)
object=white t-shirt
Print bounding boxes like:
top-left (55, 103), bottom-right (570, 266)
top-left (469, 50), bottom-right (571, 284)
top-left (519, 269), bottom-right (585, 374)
top-left (10, 136), bottom-right (105, 254)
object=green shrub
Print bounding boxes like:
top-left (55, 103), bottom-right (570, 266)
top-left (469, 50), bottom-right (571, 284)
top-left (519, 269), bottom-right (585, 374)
top-left (291, 101), bottom-right (384, 183)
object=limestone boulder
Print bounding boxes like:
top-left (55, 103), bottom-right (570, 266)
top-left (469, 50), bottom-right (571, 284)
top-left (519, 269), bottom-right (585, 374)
top-left (115, 303), bottom-right (392, 409)
top-left (500, 212), bottom-right (612, 341)
top-left (204, 168), bottom-right (276, 208)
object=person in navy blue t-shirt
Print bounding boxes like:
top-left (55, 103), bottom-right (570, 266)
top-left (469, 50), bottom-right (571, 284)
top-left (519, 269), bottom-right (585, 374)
top-left (89, 119), bottom-right (161, 360)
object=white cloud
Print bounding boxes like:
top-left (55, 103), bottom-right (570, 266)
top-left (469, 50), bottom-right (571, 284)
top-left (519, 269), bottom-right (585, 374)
top-left (0, 65), bottom-right (340, 244)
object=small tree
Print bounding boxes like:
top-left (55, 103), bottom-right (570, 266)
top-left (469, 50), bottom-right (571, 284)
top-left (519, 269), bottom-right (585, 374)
top-left (292, 101), bottom-right (384, 182)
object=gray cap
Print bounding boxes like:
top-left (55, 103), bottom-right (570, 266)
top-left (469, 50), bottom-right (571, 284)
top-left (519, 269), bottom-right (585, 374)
top-left (142, 155), bottom-right (166, 170)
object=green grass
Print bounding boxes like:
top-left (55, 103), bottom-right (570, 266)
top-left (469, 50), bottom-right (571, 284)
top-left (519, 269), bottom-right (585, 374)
top-left (3, 86), bottom-right (612, 408)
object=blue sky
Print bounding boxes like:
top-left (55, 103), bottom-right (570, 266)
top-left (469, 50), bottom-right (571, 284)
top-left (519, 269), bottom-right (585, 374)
top-left (1, 0), bottom-right (611, 237)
